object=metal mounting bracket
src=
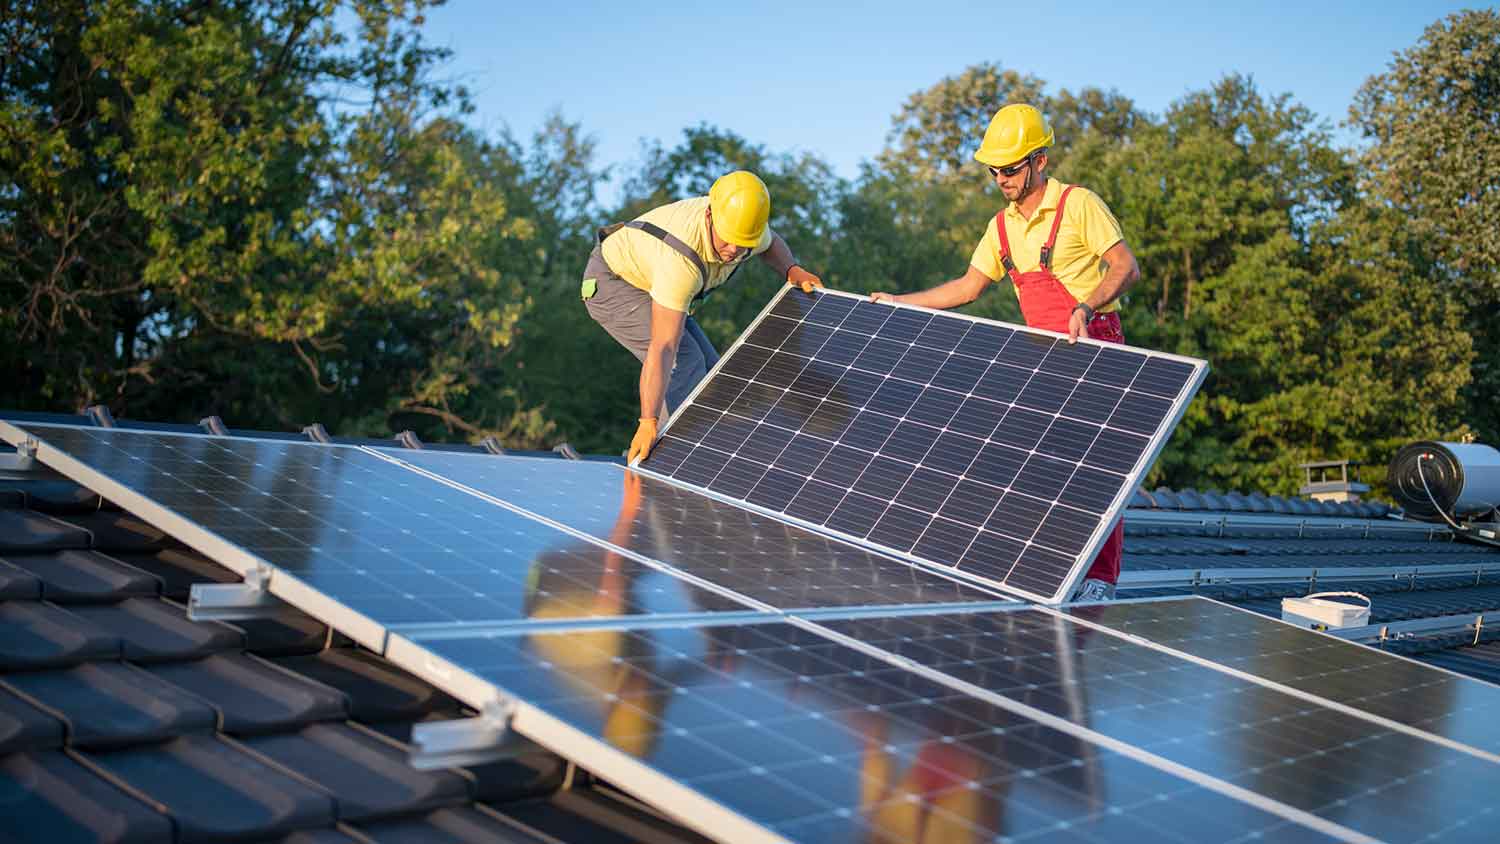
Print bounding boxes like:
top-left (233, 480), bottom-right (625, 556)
top-left (408, 698), bottom-right (532, 770)
top-left (0, 438), bottom-right (48, 479)
top-left (188, 564), bottom-right (282, 620)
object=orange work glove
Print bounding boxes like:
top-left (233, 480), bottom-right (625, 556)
top-left (627, 417), bottom-right (658, 465)
top-left (786, 265), bottom-right (823, 294)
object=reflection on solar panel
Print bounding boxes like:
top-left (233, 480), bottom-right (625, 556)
top-left (643, 288), bottom-right (1207, 603)
top-left (383, 449), bottom-right (1005, 611)
top-left (816, 604), bottom-right (1500, 842)
top-left (1064, 597), bottom-right (1500, 759)
top-left (414, 619), bottom-right (1341, 844)
top-left (1, 424), bottom-right (740, 642)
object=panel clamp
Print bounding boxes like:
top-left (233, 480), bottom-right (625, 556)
top-left (188, 563), bottom-right (283, 621)
top-left (408, 698), bottom-right (534, 770)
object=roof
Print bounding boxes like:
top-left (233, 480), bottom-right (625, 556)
top-left (4, 413), bottom-right (1500, 842)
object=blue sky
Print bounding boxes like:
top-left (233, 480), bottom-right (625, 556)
top-left (419, 1), bottom-right (1470, 195)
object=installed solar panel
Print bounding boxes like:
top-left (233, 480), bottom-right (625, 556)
top-left (381, 449), bottom-right (1005, 611)
top-left (816, 604), bottom-right (1500, 842)
top-left (642, 288), bottom-right (1207, 604)
top-left (0, 423), bottom-right (742, 642)
top-left (413, 619), bottom-right (1341, 844)
top-left (1063, 597), bottom-right (1500, 759)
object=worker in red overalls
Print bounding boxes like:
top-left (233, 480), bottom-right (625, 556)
top-left (870, 103), bottom-right (1141, 602)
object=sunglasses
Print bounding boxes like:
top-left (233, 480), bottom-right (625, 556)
top-left (987, 156), bottom-right (1034, 179)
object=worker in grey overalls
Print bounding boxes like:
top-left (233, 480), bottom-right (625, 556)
top-left (581, 170), bottom-right (823, 463)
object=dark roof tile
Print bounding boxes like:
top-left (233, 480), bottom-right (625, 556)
top-left (1, 551), bottom-right (160, 602)
top-left (240, 723), bottom-right (471, 823)
top-left (273, 828), bottom-right (368, 843)
top-left (0, 687), bottom-right (64, 754)
top-left (362, 719), bottom-right (566, 804)
top-left (0, 480), bottom-right (106, 514)
top-left (0, 750), bottom-right (173, 843)
top-left (65, 599), bottom-right (244, 663)
top-left (146, 654), bottom-right (348, 735)
top-left (50, 512), bottom-right (172, 554)
top-left (0, 558), bottom-right (43, 600)
top-left (0, 601), bottom-right (120, 670)
top-left (352, 805), bottom-right (553, 843)
top-left (4, 662), bottom-right (217, 750)
top-left (221, 611), bottom-right (335, 658)
top-left (270, 649), bottom-right (459, 723)
top-left (82, 734), bottom-right (338, 842)
top-left (0, 510), bottom-right (92, 553)
top-left (108, 548), bottom-right (238, 601)
top-left (500, 787), bottom-right (716, 844)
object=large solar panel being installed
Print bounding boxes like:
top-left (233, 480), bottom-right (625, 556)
top-left (642, 288), bottom-right (1206, 604)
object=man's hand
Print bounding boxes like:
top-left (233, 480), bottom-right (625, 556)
top-left (868, 291), bottom-right (901, 304)
top-left (786, 265), bottom-right (823, 293)
top-left (1067, 305), bottom-right (1093, 344)
top-left (627, 417), bottom-right (658, 465)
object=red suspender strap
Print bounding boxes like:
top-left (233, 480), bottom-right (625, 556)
top-left (993, 211), bottom-right (1017, 282)
top-left (1039, 185), bottom-right (1075, 270)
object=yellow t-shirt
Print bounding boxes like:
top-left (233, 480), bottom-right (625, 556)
top-left (601, 196), bottom-right (776, 313)
top-left (968, 179), bottom-right (1126, 313)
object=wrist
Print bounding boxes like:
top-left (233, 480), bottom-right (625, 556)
top-left (1073, 302), bottom-right (1096, 320)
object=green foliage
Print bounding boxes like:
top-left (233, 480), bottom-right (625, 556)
top-left (1351, 9), bottom-right (1500, 442)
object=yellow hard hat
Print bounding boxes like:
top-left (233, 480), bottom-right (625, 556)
top-left (708, 170), bottom-right (771, 248)
top-left (974, 104), bottom-right (1055, 168)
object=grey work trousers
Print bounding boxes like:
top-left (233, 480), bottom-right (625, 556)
top-left (582, 245), bottom-right (719, 415)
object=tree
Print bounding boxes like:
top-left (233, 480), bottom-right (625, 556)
top-left (0, 0), bottom-right (546, 445)
top-left (1351, 9), bottom-right (1500, 442)
top-left (1087, 76), bottom-right (1471, 493)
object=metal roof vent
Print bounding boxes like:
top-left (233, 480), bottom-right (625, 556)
top-left (1298, 459), bottom-right (1371, 503)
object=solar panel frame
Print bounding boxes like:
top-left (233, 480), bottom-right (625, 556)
top-left (641, 287), bottom-right (1209, 605)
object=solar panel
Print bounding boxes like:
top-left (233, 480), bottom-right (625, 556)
top-left (0, 423), bottom-right (745, 642)
top-left (1063, 597), bottom-right (1500, 759)
top-left (382, 449), bottom-right (1007, 611)
top-left (642, 288), bottom-right (1207, 604)
top-left (411, 618), bottom-right (1341, 844)
top-left (815, 604), bottom-right (1500, 842)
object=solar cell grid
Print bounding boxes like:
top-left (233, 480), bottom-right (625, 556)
top-left (816, 605), bottom-right (1500, 843)
top-left (383, 450), bottom-right (1005, 611)
top-left (644, 288), bottom-right (1206, 603)
top-left (3, 423), bottom-right (735, 631)
top-left (1064, 597), bottom-right (1500, 759)
top-left (422, 619), bottom-right (1340, 844)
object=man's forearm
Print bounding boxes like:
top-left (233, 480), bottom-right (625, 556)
top-left (639, 346), bottom-right (673, 420)
top-left (760, 234), bottom-right (797, 278)
top-left (898, 276), bottom-right (984, 309)
top-left (1083, 247), bottom-right (1140, 311)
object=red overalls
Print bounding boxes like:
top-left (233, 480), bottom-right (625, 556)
top-left (995, 185), bottom-right (1124, 585)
